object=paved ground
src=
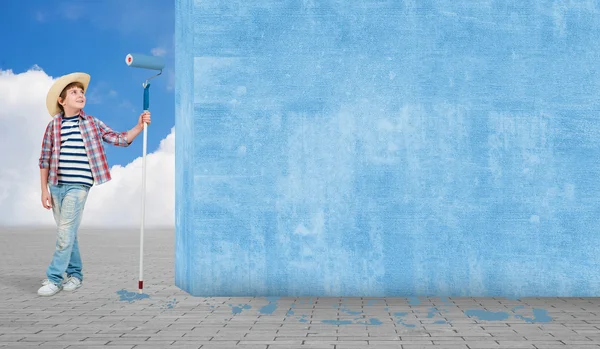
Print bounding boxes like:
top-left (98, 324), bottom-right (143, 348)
top-left (1, 227), bottom-right (600, 349)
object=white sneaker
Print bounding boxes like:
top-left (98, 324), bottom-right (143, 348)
top-left (38, 279), bottom-right (62, 296)
top-left (63, 276), bottom-right (82, 291)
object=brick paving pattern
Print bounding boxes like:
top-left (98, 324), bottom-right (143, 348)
top-left (1, 227), bottom-right (599, 348)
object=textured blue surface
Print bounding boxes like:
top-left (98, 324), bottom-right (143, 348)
top-left (175, 0), bottom-right (600, 297)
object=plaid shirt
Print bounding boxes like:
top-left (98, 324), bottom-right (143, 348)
top-left (39, 110), bottom-right (131, 186)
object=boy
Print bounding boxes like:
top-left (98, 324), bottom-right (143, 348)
top-left (37, 72), bottom-right (151, 296)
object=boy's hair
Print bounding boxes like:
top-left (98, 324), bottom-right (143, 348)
top-left (57, 82), bottom-right (85, 114)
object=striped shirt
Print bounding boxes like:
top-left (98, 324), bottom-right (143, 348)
top-left (39, 110), bottom-right (132, 186)
top-left (57, 115), bottom-right (94, 187)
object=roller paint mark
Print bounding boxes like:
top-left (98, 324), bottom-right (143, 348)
top-left (434, 320), bottom-right (447, 324)
top-left (298, 315), bottom-right (308, 323)
top-left (465, 309), bottom-right (511, 321)
top-left (440, 297), bottom-right (452, 305)
top-left (116, 289), bottom-right (150, 303)
top-left (366, 299), bottom-right (386, 306)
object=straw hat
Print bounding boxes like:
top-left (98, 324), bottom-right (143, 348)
top-left (46, 72), bottom-right (91, 116)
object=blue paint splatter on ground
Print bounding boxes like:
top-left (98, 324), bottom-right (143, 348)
top-left (393, 311), bottom-right (416, 327)
top-left (259, 297), bottom-right (280, 315)
top-left (367, 318), bottom-right (383, 325)
top-left (322, 320), bottom-right (353, 325)
top-left (440, 297), bottom-right (452, 305)
top-left (259, 304), bottom-right (277, 314)
top-left (230, 304), bottom-right (251, 314)
top-left (340, 305), bottom-right (362, 315)
top-left (465, 310), bottom-right (511, 321)
top-left (515, 308), bottom-right (552, 323)
top-left (287, 303), bottom-right (296, 315)
top-left (408, 297), bottom-right (420, 305)
top-left (352, 318), bottom-right (384, 326)
top-left (161, 298), bottom-right (177, 310)
top-left (167, 298), bottom-right (177, 308)
top-left (298, 298), bottom-right (314, 305)
top-left (116, 290), bottom-right (149, 303)
top-left (198, 299), bottom-right (549, 327)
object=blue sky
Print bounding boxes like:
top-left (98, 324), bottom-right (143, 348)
top-left (0, 0), bottom-right (175, 168)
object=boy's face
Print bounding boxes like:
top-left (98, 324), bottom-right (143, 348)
top-left (59, 86), bottom-right (86, 111)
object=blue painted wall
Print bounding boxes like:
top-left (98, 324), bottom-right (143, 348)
top-left (175, 0), bottom-right (600, 297)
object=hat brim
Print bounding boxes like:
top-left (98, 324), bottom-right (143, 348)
top-left (46, 72), bottom-right (91, 117)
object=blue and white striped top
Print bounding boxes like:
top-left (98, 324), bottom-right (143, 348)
top-left (57, 115), bottom-right (94, 187)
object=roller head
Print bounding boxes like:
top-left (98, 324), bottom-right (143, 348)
top-left (125, 53), bottom-right (165, 71)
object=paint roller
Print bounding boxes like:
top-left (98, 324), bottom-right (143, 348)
top-left (125, 53), bottom-right (165, 294)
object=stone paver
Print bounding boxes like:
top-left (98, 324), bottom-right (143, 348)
top-left (1, 227), bottom-right (600, 348)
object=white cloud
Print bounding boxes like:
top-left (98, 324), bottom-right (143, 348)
top-left (151, 47), bottom-right (167, 57)
top-left (86, 81), bottom-right (120, 105)
top-left (0, 68), bottom-right (174, 228)
top-left (119, 100), bottom-right (136, 113)
top-left (85, 81), bottom-right (135, 113)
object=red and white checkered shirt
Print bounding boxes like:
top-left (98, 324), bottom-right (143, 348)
top-left (39, 110), bottom-right (131, 186)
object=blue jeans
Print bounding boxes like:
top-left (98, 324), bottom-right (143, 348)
top-left (46, 183), bottom-right (90, 286)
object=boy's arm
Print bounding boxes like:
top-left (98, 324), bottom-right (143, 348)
top-left (38, 121), bottom-right (52, 175)
top-left (94, 117), bottom-right (140, 147)
top-left (125, 124), bottom-right (144, 144)
top-left (40, 168), bottom-right (49, 190)
top-left (39, 122), bottom-right (52, 208)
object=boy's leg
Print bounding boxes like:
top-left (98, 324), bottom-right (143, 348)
top-left (65, 234), bottom-right (83, 281)
top-left (43, 184), bottom-right (64, 287)
top-left (45, 185), bottom-right (89, 286)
